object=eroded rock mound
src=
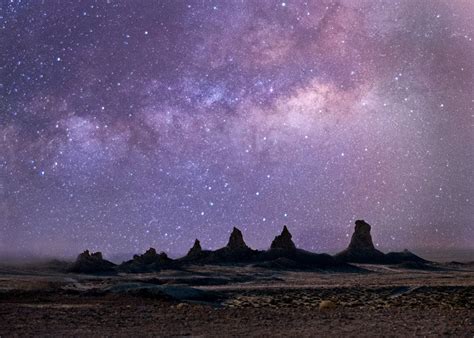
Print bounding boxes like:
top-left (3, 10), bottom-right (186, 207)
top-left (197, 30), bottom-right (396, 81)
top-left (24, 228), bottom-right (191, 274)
top-left (70, 250), bottom-right (116, 273)
top-left (119, 248), bottom-right (173, 272)
top-left (134, 248), bottom-right (171, 265)
top-left (270, 226), bottom-right (296, 250)
top-left (335, 220), bottom-right (385, 263)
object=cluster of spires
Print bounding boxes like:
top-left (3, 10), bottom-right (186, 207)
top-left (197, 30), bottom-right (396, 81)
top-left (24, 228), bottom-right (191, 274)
top-left (71, 220), bottom-right (426, 273)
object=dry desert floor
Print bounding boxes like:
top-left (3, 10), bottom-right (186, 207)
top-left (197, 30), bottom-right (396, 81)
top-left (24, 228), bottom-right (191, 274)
top-left (0, 262), bottom-right (472, 336)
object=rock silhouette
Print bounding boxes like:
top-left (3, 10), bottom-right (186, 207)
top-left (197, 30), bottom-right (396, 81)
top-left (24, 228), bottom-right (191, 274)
top-left (336, 220), bottom-right (427, 264)
top-left (348, 220), bottom-right (380, 251)
top-left (270, 226), bottom-right (296, 250)
top-left (119, 247), bottom-right (173, 272)
top-left (70, 250), bottom-right (116, 273)
top-left (70, 220), bottom-right (429, 274)
top-left (226, 227), bottom-right (250, 251)
top-left (207, 227), bottom-right (258, 263)
top-left (180, 227), bottom-right (265, 265)
top-left (336, 220), bottom-right (386, 263)
top-left (182, 239), bottom-right (211, 262)
top-left (187, 239), bottom-right (202, 257)
top-left (180, 228), bottom-right (256, 264)
top-left (260, 226), bottom-right (349, 270)
top-left (134, 248), bottom-right (171, 264)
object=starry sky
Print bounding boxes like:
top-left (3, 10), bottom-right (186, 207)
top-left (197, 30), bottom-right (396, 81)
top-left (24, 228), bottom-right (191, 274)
top-left (1, 0), bottom-right (473, 258)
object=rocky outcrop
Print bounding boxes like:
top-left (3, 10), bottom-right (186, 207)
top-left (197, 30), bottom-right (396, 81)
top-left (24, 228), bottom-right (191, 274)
top-left (181, 239), bottom-right (211, 262)
top-left (260, 226), bottom-right (352, 270)
top-left (187, 239), bottom-right (202, 257)
top-left (203, 227), bottom-right (258, 263)
top-left (70, 250), bottom-right (116, 273)
top-left (335, 220), bottom-right (385, 263)
top-left (119, 248), bottom-right (173, 272)
top-left (347, 220), bottom-right (379, 252)
top-left (336, 221), bottom-right (429, 265)
top-left (270, 226), bottom-right (296, 250)
top-left (226, 227), bottom-right (250, 251)
top-left (70, 220), bottom-right (430, 273)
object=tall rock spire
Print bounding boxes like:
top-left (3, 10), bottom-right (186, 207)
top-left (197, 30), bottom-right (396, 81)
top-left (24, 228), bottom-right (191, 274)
top-left (270, 226), bottom-right (296, 250)
top-left (226, 227), bottom-right (250, 250)
top-left (348, 220), bottom-right (377, 251)
top-left (336, 220), bottom-right (385, 263)
top-left (186, 239), bottom-right (202, 257)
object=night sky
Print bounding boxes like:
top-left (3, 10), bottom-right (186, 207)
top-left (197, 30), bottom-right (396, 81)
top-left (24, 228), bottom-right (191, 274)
top-left (1, 0), bottom-right (473, 258)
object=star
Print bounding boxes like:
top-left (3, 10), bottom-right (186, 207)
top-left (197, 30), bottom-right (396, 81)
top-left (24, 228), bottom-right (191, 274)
top-left (0, 0), bottom-right (471, 257)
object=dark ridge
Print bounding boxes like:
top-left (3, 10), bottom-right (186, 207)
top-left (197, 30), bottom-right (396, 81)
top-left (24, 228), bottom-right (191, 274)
top-left (70, 221), bottom-right (430, 274)
top-left (182, 227), bottom-right (355, 271)
top-left (118, 248), bottom-right (174, 272)
top-left (385, 249), bottom-right (428, 264)
top-left (69, 250), bottom-right (116, 274)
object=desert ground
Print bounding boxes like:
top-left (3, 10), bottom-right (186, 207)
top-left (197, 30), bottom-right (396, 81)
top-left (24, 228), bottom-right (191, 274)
top-left (0, 261), bottom-right (472, 337)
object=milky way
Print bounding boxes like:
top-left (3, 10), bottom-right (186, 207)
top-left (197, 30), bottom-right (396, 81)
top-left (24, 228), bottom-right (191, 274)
top-left (1, 0), bottom-right (473, 258)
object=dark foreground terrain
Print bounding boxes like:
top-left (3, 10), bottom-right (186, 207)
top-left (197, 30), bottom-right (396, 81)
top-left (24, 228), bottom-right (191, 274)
top-left (0, 262), bottom-right (472, 336)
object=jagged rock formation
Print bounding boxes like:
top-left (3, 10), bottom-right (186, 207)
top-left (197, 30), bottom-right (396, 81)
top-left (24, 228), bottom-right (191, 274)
top-left (119, 248), bottom-right (173, 272)
top-left (270, 226), bottom-right (296, 250)
top-left (201, 227), bottom-right (258, 263)
top-left (70, 250), bottom-right (116, 273)
top-left (177, 227), bottom-right (353, 270)
top-left (260, 226), bottom-right (350, 270)
top-left (133, 248), bottom-right (171, 264)
top-left (69, 220), bottom-right (429, 274)
top-left (181, 239), bottom-right (212, 262)
top-left (336, 220), bottom-right (428, 264)
top-left (336, 220), bottom-right (386, 263)
top-left (187, 239), bottom-right (202, 257)
top-left (179, 228), bottom-right (256, 264)
top-left (226, 227), bottom-right (250, 250)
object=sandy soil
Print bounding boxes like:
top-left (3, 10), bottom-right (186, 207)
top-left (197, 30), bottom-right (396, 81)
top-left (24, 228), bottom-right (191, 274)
top-left (0, 263), bottom-right (472, 336)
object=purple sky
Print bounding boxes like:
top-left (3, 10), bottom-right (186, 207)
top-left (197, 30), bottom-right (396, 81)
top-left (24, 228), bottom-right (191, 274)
top-left (1, 0), bottom-right (473, 258)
